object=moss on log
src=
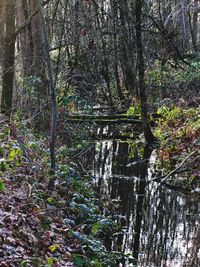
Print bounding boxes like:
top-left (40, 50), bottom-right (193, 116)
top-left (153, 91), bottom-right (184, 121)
top-left (66, 114), bottom-right (142, 124)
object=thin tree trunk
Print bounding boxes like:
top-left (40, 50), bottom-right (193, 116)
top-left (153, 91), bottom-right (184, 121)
top-left (0, 1), bottom-right (4, 62)
top-left (135, 0), bottom-right (156, 144)
top-left (111, 0), bottom-right (125, 103)
top-left (0, 1), bottom-right (4, 101)
top-left (37, 0), bottom-right (57, 192)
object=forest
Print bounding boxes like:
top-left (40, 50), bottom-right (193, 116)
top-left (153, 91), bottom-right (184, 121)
top-left (0, 0), bottom-right (200, 266)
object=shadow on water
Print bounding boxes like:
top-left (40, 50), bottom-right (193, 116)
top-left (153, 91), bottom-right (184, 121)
top-left (78, 127), bottom-right (200, 267)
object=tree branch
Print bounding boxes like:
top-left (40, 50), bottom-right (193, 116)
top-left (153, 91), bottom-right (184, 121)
top-left (152, 150), bottom-right (197, 183)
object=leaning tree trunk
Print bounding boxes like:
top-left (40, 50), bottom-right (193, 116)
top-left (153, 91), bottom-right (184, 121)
top-left (135, 0), bottom-right (156, 143)
top-left (1, 0), bottom-right (15, 118)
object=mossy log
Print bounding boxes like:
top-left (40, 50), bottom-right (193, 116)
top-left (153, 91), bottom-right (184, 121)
top-left (66, 114), bottom-right (142, 124)
top-left (67, 114), bottom-right (140, 120)
top-left (66, 113), bottom-right (161, 125)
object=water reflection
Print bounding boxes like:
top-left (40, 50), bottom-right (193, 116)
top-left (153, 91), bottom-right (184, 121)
top-left (81, 137), bottom-right (200, 266)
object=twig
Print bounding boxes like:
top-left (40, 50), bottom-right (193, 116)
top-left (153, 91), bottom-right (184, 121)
top-left (15, 1), bottom-right (51, 36)
top-left (159, 181), bottom-right (190, 194)
top-left (151, 167), bottom-right (191, 182)
top-left (152, 150), bottom-right (197, 183)
top-left (66, 146), bottom-right (92, 163)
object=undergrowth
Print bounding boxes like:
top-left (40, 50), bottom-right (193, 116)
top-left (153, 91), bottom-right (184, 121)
top-left (153, 104), bottom-right (200, 187)
top-left (0, 119), bottom-right (129, 267)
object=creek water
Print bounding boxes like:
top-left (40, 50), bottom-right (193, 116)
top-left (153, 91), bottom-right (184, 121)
top-left (77, 126), bottom-right (200, 267)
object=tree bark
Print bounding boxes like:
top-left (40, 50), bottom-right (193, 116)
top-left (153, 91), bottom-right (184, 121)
top-left (0, 1), bottom-right (4, 62)
top-left (189, 0), bottom-right (198, 52)
top-left (119, 1), bottom-right (137, 97)
top-left (0, 1), bottom-right (4, 101)
top-left (15, 0), bottom-right (33, 76)
top-left (1, 0), bottom-right (15, 118)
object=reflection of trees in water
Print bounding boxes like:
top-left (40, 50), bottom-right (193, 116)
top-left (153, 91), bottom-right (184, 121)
top-left (94, 140), bottom-right (152, 265)
top-left (84, 138), bottom-right (200, 267)
top-left (141, 181), bottom-right (200, 267)
top-left (184, 225), bottom-right (200, 267)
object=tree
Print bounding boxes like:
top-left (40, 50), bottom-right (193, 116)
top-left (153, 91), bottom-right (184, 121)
top-left (36, 0), bottom-right (57, 192)
top-left (15, 0), bottom-right (34, 77)
top-left (1, 0), bottom-right (15, 118)
top-left (0, 1), bottom-right (4, 62)
top-left (135, 0), bottom-right (156, 143)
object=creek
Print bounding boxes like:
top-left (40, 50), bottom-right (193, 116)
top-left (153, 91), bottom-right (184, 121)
top-left (74, 124), bottom-right (200, 267)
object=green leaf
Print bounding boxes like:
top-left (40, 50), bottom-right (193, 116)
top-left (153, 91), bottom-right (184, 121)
top-left (49, 243), bottom-right (60, 252)
top-left (194, 138), bottom-right (200, 145)
top-left (47, 197), bottom-right (57, 205)
top-left (63, 218), bottom-right (76, 226)
top-left (27, 142), bottom-right (38, 149)
top-left (92, 222), bottom-right (101, 235)
top-left (46, 257), bottom-right (57, 266)
top-left (91, 259), bottom-right (103, 267)
top-left (0, 179), bottom-right (5, 192)
top-left (0, 159), bottom-right (8, 172)
top-left (79, 203), bottom-right (93, 214)
top-left (8, 149), bottom-right (17, 161)
top-left (8, 148), bottom-right (22, 161)
top-left (71, 231), bottom-right (87, 241)
top-left (20, 260), bottom-right (28, 267)
top-left (72, 254), bottom-right (89, 267)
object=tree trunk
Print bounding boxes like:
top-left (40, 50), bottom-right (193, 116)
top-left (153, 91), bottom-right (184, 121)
top-left (29, 0), bottom-right (45, 80)
top-left (135, 0), bottom-right (156, 144)
top-left (0, 1), bottom-right (4, 62)
top-left (0, 1), bottom-right (4, 101)
top-left (189, 0), bottom-right (198, 52)
top-left (119, 2), bottom-right (137, 97)
top-left (111, 0), bottom-right (125, 103)
top-left (15, 0), bottom-right (33, 76)
top-left (1, 0), bottom-right (15, 118)
top-left (36, 0), bottom-right (57, 192)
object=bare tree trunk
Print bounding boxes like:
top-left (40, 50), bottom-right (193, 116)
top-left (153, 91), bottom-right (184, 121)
top-left (119, 2), bottom-right (137, 97)
top-left (135, 0), bottom-right (156, 144)
top-left (1, 0), bottom-right (15, 118)
top-left (15, 0), bottom-right (48, 130)
top-left (111, 0), bottom-right (125, 103)
top-left (189, 0), bottom-right (198, 52)
top-left (0, 1), bottom-right (4, 101)
top-left (0, 2), bottom-right (4, 62)
top-left (30, 0), bottom-right (45, 80)
top-left (192, 0), bottom-right (198, 51)
top-left (15, 0), bottom-right (33, 76)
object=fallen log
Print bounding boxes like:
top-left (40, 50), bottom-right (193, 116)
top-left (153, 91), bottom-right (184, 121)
top-left (67, 114), bottom-right (141, 120)
top-left (66, 114), bottom-right (142, 124)
top-left (66, 118), bottom-right (143, 124)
